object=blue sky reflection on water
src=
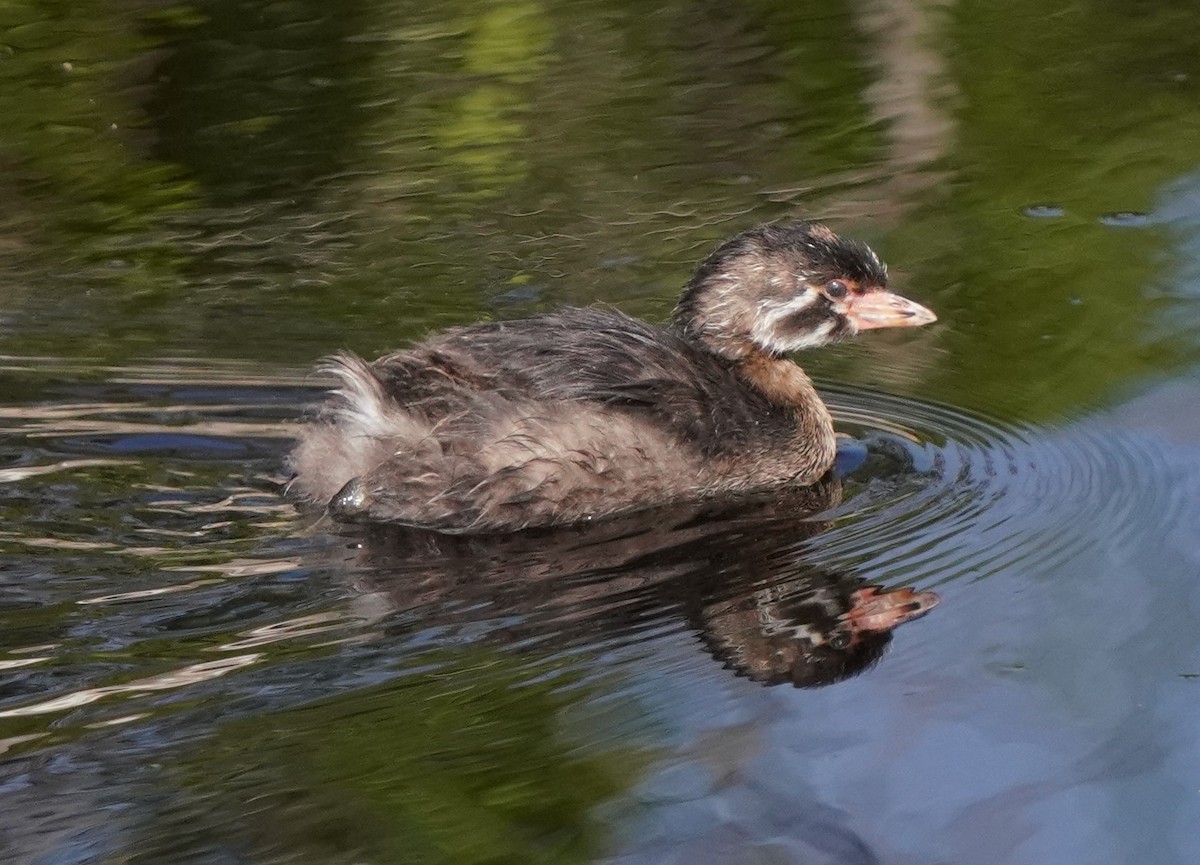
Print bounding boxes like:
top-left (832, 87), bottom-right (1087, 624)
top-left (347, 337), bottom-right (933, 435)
top-left (601, 381), bottom-right (1200, 863)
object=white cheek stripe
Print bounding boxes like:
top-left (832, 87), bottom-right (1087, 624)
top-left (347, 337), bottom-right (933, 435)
top-left (751, 293), bottom-right (834, 352)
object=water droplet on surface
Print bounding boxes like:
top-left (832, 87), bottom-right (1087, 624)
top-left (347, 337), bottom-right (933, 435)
top-left (1023, 204), bottom-right (1065, 219)
top-left (1098, 211), bottom-right (1151, 227)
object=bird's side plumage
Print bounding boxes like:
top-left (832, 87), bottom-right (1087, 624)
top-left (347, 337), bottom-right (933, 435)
top-left (290, 307), bottom-right (826, 531)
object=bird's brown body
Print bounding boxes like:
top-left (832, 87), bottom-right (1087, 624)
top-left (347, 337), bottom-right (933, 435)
top-left (289, 222), bottom-right (936, 532)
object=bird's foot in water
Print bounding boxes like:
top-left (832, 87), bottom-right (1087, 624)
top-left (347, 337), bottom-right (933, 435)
top-left (329, 477), bottom-right (372, 522)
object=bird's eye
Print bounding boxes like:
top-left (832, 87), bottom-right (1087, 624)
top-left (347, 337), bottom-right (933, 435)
top-left (825, 279), bottom-right (849, 300)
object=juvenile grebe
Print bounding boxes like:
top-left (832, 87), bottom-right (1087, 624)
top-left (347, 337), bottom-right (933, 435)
top-left (289, 222), bottom-right (936, 532)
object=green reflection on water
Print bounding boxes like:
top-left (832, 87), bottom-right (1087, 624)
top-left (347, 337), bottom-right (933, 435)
top-left (0, 0), bottom-right (1197, 419)
top-left (431, 2), bottom-right (550, 197)
top-left (885, 0), bottom-right (1200, 417)
top-left (0, 1), bottom-right (194, 261)
top-left (167, 652), bottom-right (647, 864)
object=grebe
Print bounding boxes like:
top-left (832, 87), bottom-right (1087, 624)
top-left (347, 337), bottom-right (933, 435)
top-left (289, 222), bottom-right (936, 532)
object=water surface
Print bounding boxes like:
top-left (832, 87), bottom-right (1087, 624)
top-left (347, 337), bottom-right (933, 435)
top-left (2, 1), bottom-right (1199, 863)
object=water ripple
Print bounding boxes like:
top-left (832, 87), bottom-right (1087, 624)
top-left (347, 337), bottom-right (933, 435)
top-left (822, 385), bottom-right (1178, 587)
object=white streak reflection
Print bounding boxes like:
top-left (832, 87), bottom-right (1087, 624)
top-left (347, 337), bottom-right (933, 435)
top-left (0, 458), bottom-right (124, 484)
top-left (215, 613), bottom-right (353, 651)
top-left (0, 533), bottom-right (119, 551)
top-left (78, 579), bottom-right (224, 605)
top-left (165, 558), bottom-right (301, 578)
top-left (0, 654), bottom-right (261, 718)
top-left (86, 712), bottom-right (151, 728)
top-left (0, 734), bottom-right (49, 755)
top-left (0, 657), bottom-right (48, 671)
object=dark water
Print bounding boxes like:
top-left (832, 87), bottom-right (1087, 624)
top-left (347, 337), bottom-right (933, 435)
top-left (2, 1), bottom-right (1200, 863)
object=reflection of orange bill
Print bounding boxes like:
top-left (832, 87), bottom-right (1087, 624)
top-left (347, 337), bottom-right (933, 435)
top-left (845, 586), bottom-right (940, 633)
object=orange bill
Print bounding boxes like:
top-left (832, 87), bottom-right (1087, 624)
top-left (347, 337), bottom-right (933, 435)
top-left (845, 290), bottom-right (937, 331)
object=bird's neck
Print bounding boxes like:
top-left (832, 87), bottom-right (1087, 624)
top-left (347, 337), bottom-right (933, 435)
top-left (736, 352), bottom-right (835, 442)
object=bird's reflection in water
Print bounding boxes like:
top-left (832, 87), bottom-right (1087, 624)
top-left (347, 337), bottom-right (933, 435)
top-left (332, 477), bottom-right (938, 688)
